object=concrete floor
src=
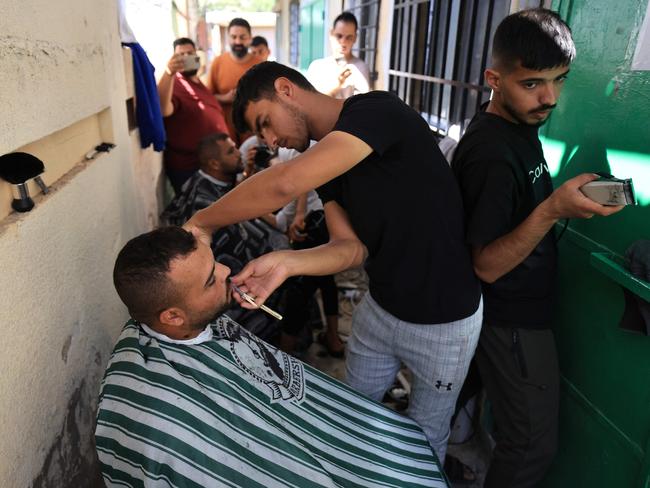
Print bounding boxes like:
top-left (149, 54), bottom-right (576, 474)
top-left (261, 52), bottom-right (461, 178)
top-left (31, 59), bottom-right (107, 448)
top-left (298, 269), bottom-right (490, 487)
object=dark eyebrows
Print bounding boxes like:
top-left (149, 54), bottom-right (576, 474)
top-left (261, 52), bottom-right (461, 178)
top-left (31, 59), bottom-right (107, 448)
top-left (520, 69), bottom-right (571, 84)
top-left (204, 260), bottom-right (216, 288)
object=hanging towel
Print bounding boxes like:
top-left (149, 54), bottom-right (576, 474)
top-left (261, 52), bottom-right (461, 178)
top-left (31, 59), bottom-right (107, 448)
top-left (122, 42), bottom-right (166, 151)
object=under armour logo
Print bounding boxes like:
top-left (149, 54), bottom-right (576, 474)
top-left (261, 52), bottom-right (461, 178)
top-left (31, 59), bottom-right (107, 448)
top-left (435, 380), bottom-right (453, 391)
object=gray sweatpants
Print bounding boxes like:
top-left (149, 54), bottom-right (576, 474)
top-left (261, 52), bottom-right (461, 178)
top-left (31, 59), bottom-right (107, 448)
top-left (345, 293), bottom-right (483, 462)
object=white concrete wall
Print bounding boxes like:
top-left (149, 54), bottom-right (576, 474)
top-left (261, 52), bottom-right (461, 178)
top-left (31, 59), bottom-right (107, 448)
top-left (0, 0), bottom-right (162, 485)
top-left (275, 0), bottom-right (292, 66)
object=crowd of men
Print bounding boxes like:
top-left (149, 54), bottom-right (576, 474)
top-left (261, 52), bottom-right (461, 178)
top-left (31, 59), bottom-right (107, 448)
top-left (100, 8), bottom-right (625, 488)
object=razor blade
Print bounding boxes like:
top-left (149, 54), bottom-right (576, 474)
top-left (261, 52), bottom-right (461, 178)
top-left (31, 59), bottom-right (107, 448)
top-left (230, 280), bottom-right (283, 321)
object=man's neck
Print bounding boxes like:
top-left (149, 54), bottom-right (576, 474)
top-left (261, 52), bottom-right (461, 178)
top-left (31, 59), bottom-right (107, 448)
top-left (180, 73), bottom-right (200, 84)
top-left (303, 92), bottom-right (347, 141)
top-left (148, 321), bottom-right (203, 340)
top-left (486, 98), bottom-right (517, 124)
top-left (201, 168), bottom-right (234, 185)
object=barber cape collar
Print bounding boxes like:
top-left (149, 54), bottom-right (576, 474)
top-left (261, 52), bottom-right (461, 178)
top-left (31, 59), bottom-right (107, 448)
top-left (140, 316), bottom-right (305, 403)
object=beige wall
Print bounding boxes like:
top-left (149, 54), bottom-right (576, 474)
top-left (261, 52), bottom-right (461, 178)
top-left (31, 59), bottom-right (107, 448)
top-left (0, 0), bottom-right (162, 485)
top-left (374, 0), bottom-right (395, 91)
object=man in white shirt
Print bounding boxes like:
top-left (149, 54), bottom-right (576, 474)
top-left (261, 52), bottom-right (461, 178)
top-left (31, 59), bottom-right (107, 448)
top-left (307, 12), bottom-right (370, 99)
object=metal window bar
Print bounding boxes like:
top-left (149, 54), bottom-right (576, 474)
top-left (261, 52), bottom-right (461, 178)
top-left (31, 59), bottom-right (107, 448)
top-left (289, 1), bottom-right (300, 67)
top-left (344, 0), bottom-right (381, 81)
top-left (389, 0), bottom-right (510, 136)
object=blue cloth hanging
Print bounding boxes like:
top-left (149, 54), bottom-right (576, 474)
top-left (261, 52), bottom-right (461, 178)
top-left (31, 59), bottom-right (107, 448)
top-left (122, 42), bottom-right (166, 151)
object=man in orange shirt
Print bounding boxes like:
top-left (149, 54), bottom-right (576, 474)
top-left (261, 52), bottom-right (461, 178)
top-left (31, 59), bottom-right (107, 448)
top-left (208, 18), bottom-right (261, 143)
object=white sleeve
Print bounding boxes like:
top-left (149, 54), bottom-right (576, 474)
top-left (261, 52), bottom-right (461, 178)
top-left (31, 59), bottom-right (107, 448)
top-left (275, 200), bottom-right (297, 233)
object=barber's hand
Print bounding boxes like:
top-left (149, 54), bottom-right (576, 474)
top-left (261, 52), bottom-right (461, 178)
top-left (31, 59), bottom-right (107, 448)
top-left (231, 251), bottom-right (292, 308)
top-left (183, 220), bottom-right (213, 247)
top-left (288, 215), bottom-right (306, 242)
top-left (544, 173), bottom-right (624, 220)
top-left (166, 54), bottom-right (185, 75)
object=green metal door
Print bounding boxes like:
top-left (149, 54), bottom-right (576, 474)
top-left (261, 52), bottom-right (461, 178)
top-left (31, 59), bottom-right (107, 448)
top-left (539, 1), bottom-right (650, 486)
top-left (299, 0), bottom-right (325, 70)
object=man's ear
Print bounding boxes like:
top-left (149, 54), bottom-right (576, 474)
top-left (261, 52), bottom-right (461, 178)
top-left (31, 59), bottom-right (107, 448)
top-left (159, 307), bottom-right (186, 328)
top-left (273, 77), bottom-right (293, 99)
top-left (484, 68), bottom-right (501, 93)
top-left (205, 157), bottom-right (221, 172)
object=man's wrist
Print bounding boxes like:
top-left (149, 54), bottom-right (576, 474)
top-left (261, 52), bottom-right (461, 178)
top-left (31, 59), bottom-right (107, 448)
top-left (165, 66), bottom-right (173, 76)
top-left (535, 198), bottom-right (560, 226)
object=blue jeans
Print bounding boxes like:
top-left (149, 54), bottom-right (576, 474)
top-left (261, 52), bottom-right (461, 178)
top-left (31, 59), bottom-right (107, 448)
top-left (345, 293), bottom-right (482, 462)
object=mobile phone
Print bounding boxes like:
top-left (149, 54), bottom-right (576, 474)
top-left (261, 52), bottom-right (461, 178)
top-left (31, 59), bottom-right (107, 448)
top-left (182, 55), bottom-right (200, 71)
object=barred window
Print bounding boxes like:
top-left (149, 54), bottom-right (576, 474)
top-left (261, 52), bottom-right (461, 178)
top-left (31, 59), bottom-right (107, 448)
top-left (388, 0), bottom-right (510, 137)
top-left (344, 0), bottom-right (381, 83)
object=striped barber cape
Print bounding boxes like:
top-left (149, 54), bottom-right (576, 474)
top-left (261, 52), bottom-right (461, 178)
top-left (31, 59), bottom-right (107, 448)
top-left (95, 316), bottom-right (449, 487)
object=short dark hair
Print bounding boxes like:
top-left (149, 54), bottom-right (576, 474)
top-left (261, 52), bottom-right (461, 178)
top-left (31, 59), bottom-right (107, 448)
top-left (333, 11), bottom-right (358, 30)
top-left (197, 133), bottom-right (230, 169)
top-left (228, 17), bottom-right (251, 34)
top-left (251, 36), bottom-right (268, 48)
top-left (232, 62), bottom-right (316, 134)
top-left (113, 227), bottom-right (198, 323)
top-left (173, 37), bottom-right (195, 50)
top-left (492, 8), bottom-right (575, 72)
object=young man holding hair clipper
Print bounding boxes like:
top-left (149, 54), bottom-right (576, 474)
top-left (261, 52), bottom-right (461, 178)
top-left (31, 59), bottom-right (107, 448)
top-left (452, 9), bottom-right (623, 487)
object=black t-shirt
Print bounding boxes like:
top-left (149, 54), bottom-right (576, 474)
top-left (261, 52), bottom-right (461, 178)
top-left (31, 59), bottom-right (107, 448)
top-left (451, 107), bottom-right (558, 328)
top-left (317, 91), bottom-right (480, 324)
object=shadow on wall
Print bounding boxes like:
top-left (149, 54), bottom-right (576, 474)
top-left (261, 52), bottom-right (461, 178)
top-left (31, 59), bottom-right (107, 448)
top-left (539, 70), bottom-right (650, 255)
top-left (31, 376), bottom-right (104, 487)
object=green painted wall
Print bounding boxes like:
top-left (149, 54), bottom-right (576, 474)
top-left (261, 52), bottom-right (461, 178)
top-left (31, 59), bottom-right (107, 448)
top-left (540, 1), bottom-right (650, 486)
top-left (299, 0), bottom-right (325, 70)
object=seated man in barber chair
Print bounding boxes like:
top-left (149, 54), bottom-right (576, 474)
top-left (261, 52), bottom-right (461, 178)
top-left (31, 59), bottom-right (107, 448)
top-left (96, 227), bottom-right (449, 487)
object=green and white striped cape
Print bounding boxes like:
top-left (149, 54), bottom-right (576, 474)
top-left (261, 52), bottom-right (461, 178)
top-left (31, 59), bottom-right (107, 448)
top-left (95, 316), bottom-right (449, 487)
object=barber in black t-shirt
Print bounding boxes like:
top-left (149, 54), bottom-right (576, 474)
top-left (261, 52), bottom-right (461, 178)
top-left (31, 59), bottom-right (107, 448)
top-left (452, 9), bottom-right (622, 488)
top-left (186, 61), bottom-right (482, 463)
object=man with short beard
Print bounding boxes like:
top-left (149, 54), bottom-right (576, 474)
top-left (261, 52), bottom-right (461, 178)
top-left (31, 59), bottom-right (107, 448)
top-left (162, 133), bottom-right (284, 338)
top-left (157, 37), bottom-right (229, 194)
top-left (208, 18), bottom-right (261, 143)
top-left (451, 9), bottom-right (622, 487)
top-left (95, 226), bottom-right (449, 487)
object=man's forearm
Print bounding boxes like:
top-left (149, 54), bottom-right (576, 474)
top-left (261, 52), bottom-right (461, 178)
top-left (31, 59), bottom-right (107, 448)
top-left (189, 132), bottom-right (373, 235)
top-left (473, 200), bottom-right (558, 283)
top-left (191, 163), bottom-right (300, 232)
top-left (284, 238), bottom-right (367, 277)
top-left (157, 71), bottom-right (175, 117)
top-left (295, 193), bottom-right (308, 218)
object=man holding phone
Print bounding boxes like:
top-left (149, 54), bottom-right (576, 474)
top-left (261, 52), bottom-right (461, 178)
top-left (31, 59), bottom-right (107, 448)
top-left (306, 12), bottom-right (370, 99)
top-left (157, 37), bottom-right (228, 193)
